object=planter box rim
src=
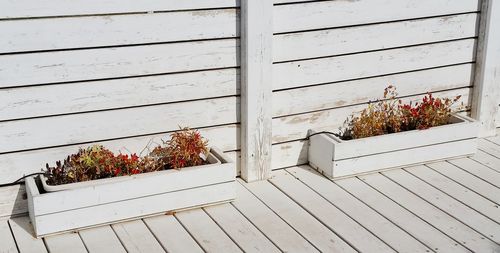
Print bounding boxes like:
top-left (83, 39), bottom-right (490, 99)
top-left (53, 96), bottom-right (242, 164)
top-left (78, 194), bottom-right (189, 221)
top-left (41, 148), bottom-right (221, 192)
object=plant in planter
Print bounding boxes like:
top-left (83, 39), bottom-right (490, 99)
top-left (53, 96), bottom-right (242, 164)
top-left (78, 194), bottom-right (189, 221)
top-left (308, 86), bottom-right (478, 179)
top-left (27, 127), bottom-right (235, 237)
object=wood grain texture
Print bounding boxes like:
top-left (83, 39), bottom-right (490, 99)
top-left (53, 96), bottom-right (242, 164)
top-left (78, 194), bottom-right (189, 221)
top-left (0, 9), bottom-right (238, 53)
top-left (144, 215), bottom-right (204, 253)
top-left (44, 233), bottom-right (88, 253)
top-left (0, 68), bottom-right (239, 121)
top-left (472, 0), bottom-right (500, 136)
top-left (0, 185), bottom-right (27, 219)
top-left (273, 39), bottom-right (476, 90)
top-left (79, 225), bottom-right (127, 253)
top-left (240, 0), bottom-right (273, 182)
top-left (0, 220), bottom-right (17, 253)
top-left (9, 217), bottom-right (47, 253)
top-left (0, 0), bottom-right (240, 19)
top-left (274, 13), bottom-right (478, 62)
top-left (0, 39), bottom-right (239, 88)
top-left (273, 0), bottom-right (480, 33)
top-left (273, 64), bottom-right (473, 117)
top-left (112, 220), bottom-right (165, 253)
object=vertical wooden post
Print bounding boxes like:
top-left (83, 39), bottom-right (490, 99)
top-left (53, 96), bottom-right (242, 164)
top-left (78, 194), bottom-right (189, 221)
top-left (472, 0), bottom-right (500, 137)
top-left (240, 0), bottom-right (273, 182)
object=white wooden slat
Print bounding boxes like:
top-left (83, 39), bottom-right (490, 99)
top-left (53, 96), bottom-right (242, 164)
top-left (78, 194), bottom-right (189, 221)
top-left (336, 174), bottom-right (470, 253)
top-left (448, 158), bottom-right (500, 188)
top-left (8, 217), bottom-right (47, 253)
top-left (427, 161), bottom-right (500, 204)
top-left (175, 208), bottom-right (243, 253)
top-left (232, 181), bottom-right (317, 252)
top-left (272, 88), bottom-right (471, 144)
top-left (406, 165), bottom-right (500, 223)
top-left (0, 0), bottom-right (239, 19)
top-left (112, 220), bottom-right (165, 253)
top-left (284, 167), bottom-right (437, 252)
top-left (488, 135), bottom-right (500, 145)
top-left (1, 9), bottom-right (238, 53)
top-left (360, 173), bottom-right (499, 252)
top-left (44, 233), bottom-right (87, 253)
top-left (143, 215), bottom-right (203, 253)
top-left (274, 13), bottom-right (478, 62)
top-left (383, 169), bottom-right (500, 244)
top-left (79, 225), bottom-right (126, 253)
top-left (479, 138), bottom-right (500, 158)
top-left (272, 169), bottom-right (412, 252)
top-left (271, 140), bottom-right (308, 169)
top-left (273, 0), bottom-right (480, 33)
top-left (0, 124), bottom-right (238, 184)
top-left (471, 150), bottom-right (500, 173)
top-left (240, 0), bottom-right (273, 182)
top-left (0, 39), bottom-right (238, 88)
top-left (204, 203), bottom-right (280, 253)
top-left (0, 185), bottom-right (27, 218)
top-left (273, 64), bottom-right (473, 117)
top-left (472, 0), bottom-right (500, 137)
top-left (0, 220), bottom-right (17, 253)
top-left (0, 96), bottom-right (238, 154)
top-left (273, 39), bottom-right (475, 90)
top-left (0, 68), bottom-right (239, 121)
top-left (242, 179), bottom-right (358, 252)
top-left (273, 0), bottom-right (317, 4)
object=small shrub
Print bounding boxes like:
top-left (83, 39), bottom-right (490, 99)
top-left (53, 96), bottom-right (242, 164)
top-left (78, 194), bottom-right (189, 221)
top-left (165, 127), bottom-right (209, 169)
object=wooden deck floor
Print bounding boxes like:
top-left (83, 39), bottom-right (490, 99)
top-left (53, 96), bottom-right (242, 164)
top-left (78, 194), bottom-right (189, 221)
top-left (2, 136), bottom-right (500, 253)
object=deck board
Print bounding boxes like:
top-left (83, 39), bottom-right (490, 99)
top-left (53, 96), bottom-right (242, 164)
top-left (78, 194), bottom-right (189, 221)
top-left (79, 225), bottom-right (126, 253)
top-left (4, 137), bottom-right (500, 252)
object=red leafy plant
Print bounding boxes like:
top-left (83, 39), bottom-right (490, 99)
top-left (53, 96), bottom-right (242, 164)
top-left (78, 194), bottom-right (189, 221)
top-left (44, 127), bottom-right (209, 186)
top-left (339, 86), bottom-right (462, 140)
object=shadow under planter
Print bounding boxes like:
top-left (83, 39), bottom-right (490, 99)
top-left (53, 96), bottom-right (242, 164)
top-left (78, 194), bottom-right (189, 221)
top-left (308, 114), bottom-right (479, 179)
top-left (26, 147), bottom-right (236, 238)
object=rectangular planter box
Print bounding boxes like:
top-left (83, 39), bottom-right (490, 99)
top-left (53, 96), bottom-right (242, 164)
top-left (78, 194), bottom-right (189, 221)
top-left (308, 114), bottom-right (479, 179)
top-left (26, 147), bottom-right (236, 238)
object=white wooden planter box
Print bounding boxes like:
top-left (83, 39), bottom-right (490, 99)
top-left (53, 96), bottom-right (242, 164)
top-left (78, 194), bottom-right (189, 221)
top-left (26, 147), bottom-right (236, 238)
top-left (308, 115), bottom-right (479, 179)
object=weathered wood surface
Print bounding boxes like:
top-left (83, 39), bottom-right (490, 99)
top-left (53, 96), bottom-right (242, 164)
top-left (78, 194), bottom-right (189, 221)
top-left (273, 0), bottom-right (480, 33)
top-left (0, 0), bottom-right (240, 19)
top-left (4, 149), bottom-right (500, 252)
top-left (240, 0), bottom-right (273, 182)
top-left (1, 9), bottom-right (239, 53)
top-left (0, 220), bottom-right (17, 253)
top-left (472, 0), bottom-right (500, 136)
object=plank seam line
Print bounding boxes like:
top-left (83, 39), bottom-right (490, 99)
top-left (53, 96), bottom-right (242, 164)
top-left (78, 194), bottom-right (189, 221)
top-left (271, 63), bottom-right (474, 93)
top-left (171, 215), bottom-right (207, 253)
top-left (357, 174), bottom-right (476, 252)
top-left (140, 219), bottom-right (168, 253)
top-left (0, 66), bottom-right (241, 91)
top-left (329, 174), bottom-right (440, 252)
top-left (485, 138), bottom-right (500, 147)
top-left (266, 175), bottom-right (365, 252)
top-left (273, 0), bottom-right (332, 7)
top-left (445, 160), bottom-right (500, 192)
top-left (0, 6), bottom-right (241, 21)
top-left (469, 151), bottom-right (500, 173)
top-left (381, 171), bottom-right (498, 244)
top-left (273, 37), bottom-right (477, 64)
top-left (109, 224), bottom-right (131, 253)
top-left (404, 167), bottom-right (500, 225)
top-left (76, 232), bottom-right (91, 253)
top-left (201, 207), bottom-right (245, 252)
top-left (0, 122), bottom-right (239, 156)
top-left (228, 202), bottom-right (284, 252)
top-left (282, 169), bottom-right (407, 252)
top-left (272, 11), bottom-right (479, 35)
top-left (236, 180), bottom-right (322, 252)
top-left (7, 220), bottom-right (21, 253)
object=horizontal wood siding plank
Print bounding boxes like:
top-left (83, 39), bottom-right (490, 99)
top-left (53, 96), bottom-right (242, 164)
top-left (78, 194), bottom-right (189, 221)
top-left (0, 0), bottom-right (240, 19)
top-left (273, 39), bottom-right (476, 90)
top-left (272, 88), bottom-right (471, 144)
top-left (274, 0), bottom-right (480, 33)
top-left (0, 39), bottom-right (239, 88)
top-left (0, 124), bottom-right (239, 184)
top-left (0, 68), bottom-right (239, 121)
top-left (273, 64), bottom-right (473, 117)
top-left (274, 13), bottom-right (478, 62)
top-left (1, 9), bottom-right (239, 53)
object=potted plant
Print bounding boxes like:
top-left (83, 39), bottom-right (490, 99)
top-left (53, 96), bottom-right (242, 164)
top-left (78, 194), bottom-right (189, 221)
top-left (308, 86), bottom-right (479, 179)
top-left (26, 128), bottom-right (235, 237)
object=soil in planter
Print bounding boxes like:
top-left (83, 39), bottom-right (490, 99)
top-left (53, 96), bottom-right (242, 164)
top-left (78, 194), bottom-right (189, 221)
top-left (44, 127), bottom-right (210, 186)
top-left (337, 86), bottom-right (462, 140)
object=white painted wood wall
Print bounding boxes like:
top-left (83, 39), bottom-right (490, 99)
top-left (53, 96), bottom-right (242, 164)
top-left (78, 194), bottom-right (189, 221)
top-left (1, 0), bottom-right (499, 217)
